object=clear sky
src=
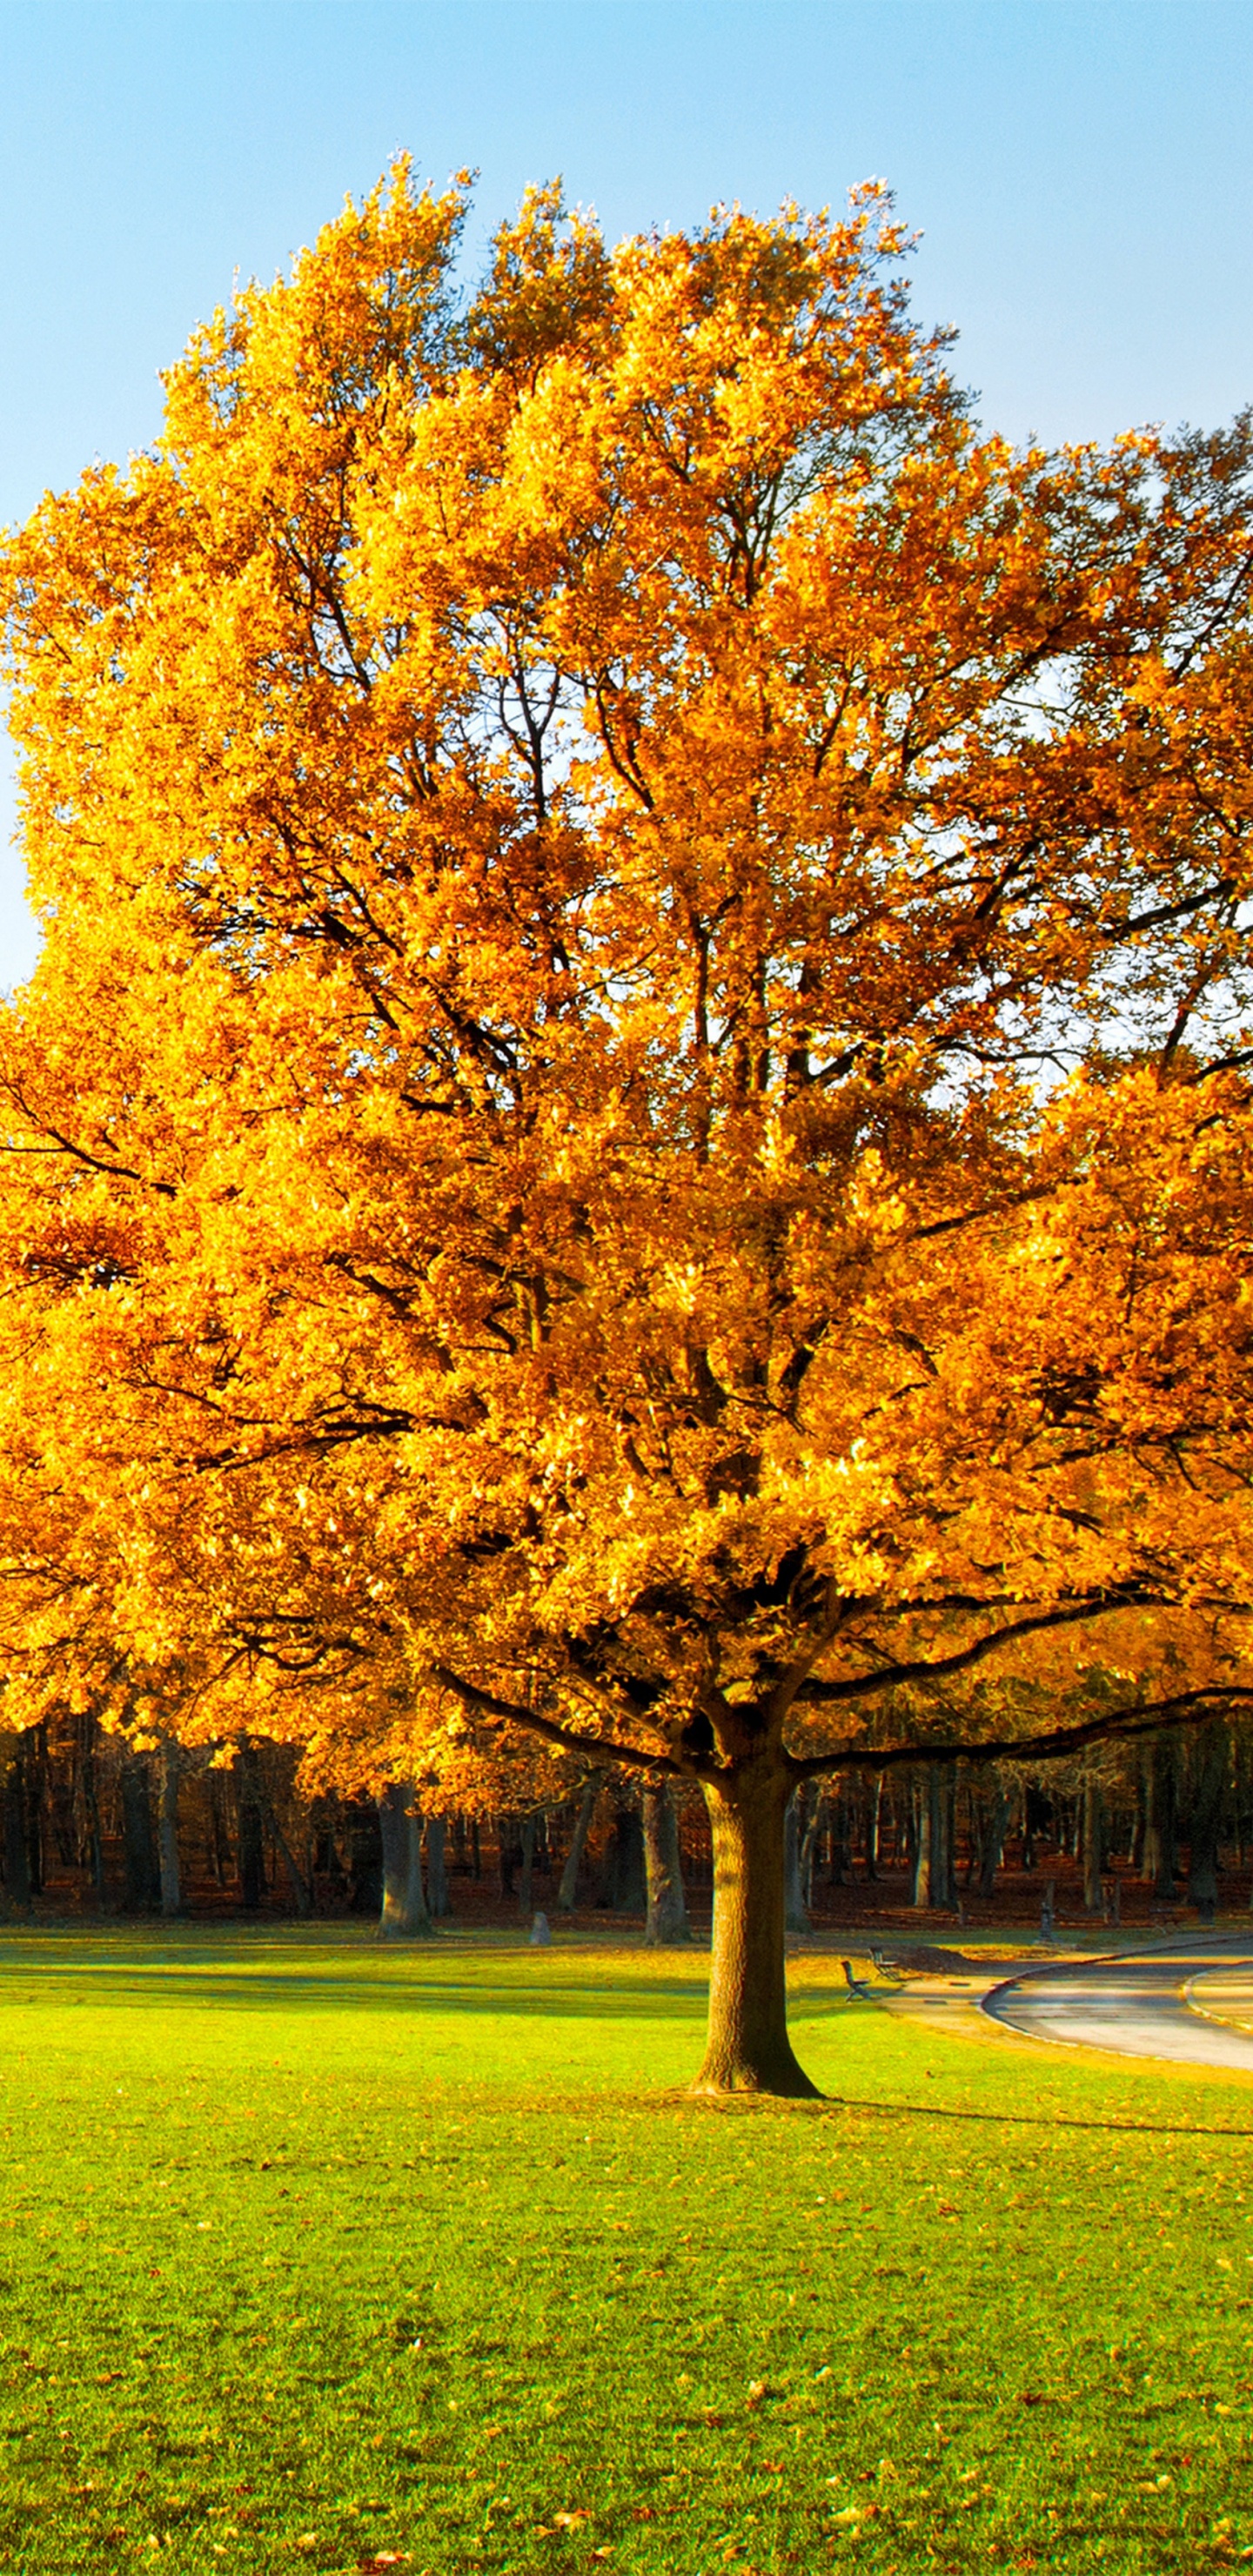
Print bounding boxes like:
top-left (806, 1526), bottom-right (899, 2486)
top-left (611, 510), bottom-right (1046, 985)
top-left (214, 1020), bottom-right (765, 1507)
top-left (2, 0), bottom-right (1251, 987)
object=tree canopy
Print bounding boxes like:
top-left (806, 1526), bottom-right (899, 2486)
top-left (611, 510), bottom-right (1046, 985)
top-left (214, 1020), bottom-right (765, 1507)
top-left (3, 164), bottom-right (1253, 2090)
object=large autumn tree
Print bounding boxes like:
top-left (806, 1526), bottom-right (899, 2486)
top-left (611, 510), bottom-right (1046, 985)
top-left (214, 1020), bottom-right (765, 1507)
top-left (3, 165), bottom-right (1253, 2092)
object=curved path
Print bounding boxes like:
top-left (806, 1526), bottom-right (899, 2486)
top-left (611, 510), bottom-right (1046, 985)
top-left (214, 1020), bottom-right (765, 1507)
top-left (982, 1943), bottom-right (1253, 2071)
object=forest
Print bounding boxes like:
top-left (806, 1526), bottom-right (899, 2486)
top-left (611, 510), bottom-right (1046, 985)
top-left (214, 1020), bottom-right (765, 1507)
top-left (1, 1719), bottom-right (1246, 1938)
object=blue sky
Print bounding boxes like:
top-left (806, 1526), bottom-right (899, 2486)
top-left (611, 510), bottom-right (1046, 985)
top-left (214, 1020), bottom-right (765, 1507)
top-left (2, 0), bottom-right (1251, 987)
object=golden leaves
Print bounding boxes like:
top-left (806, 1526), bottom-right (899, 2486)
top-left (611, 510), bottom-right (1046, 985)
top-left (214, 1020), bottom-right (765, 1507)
top-left (0, 164), bottom-right (1251, 1801)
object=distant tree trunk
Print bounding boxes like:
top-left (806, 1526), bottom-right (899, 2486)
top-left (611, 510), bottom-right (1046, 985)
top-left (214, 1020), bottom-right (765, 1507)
top-left (941, 1764), bottom-right (958, 1908)
top-left (1189, 1717), bottom-right (1228, 1922)
top-left (519, 1813), bottom-right (536, 1918)
top-left (79, 1713), bottom-right (105, 1897)
top-left (209, 1773), bottom-right (232, 1887)
top-left (1082, 1777), bottom-right (1104, 1914)
top-left (158, 1741), bottom-right (183, 1916)
top-left (121, 1746), bottom-right (159, 1911)
top-left (865, 1775), bottom-right (882, 1882)
top-left (912, 1773), bottom-right (932, 1908)
top-left (978, 1779), bottom-right (1010, 1899)
top-left (24, 1723), bottom-right (45, 1895)
top-left (425, 1815), bottom-right (452, 1917)
top-left (265, 1797), bottom-right (314, 1917)
top-left (377, 1782), bottom-right (432, 1937)
top-left (1129, 1771), bottom-right (1145, 1875)
top-left (828, 1794), bottom-right (848, 1885)
top-left (2, 1735), bottom-right (31, 1912)
top-left (558, 1774), bottom-right (602, 1911)
top-left (784, 1788), bottom-right (810, 1933)
top-left (237, 1754), bottom-right (266, 1909)
top-left (606, 1794), bottom-right (647, 1913)
top-left (1142, 1735), bottom-right (1178, 1895)
top-left (800, 1794), bottom-right (826, 1909)
top-left (643, 1784), bottom-right (690, 1944)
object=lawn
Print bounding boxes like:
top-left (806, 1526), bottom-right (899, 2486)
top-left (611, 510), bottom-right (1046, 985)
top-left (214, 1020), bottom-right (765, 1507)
top-left (1, 1928), bottom-right (1252, 2575)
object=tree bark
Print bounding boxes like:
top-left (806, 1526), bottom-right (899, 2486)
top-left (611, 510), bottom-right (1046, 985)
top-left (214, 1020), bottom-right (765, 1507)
top-left (693, 1763), bottom-right (819, 2097)
top-left (158, 1741), bottom-right (183, 1916)
top-left (557, 1774), bottom-right (601, 1911)
top-left (643, 1783), bottom-right (690, 1944)
top-left (377, 1782), bottom-right (433, 1938)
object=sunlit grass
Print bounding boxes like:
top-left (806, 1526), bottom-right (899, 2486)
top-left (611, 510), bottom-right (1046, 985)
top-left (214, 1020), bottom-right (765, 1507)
top-left (2, 1924), bottom-right (1252, 2573)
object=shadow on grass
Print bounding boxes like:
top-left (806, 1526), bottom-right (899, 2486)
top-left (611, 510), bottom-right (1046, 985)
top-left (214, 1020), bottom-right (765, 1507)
top-left (0, 1937), bottom-right (730, 2021)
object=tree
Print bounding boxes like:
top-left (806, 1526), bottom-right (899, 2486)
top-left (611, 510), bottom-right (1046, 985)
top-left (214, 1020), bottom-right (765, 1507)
top-left (3, 165), bottom-right (1253, 2091)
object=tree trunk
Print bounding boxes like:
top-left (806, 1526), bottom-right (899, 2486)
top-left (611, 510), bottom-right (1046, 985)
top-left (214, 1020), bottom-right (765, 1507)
top-left (610, 1795), bottom-right (646, 1913)
top-left (24, 1723), bottom-right (44, 1895)
top-left (865, 1775), bottom-right (881, 1882)
top-left (1082, 1777), bottom-right (1104, 1914)
top-left (237, 1755), bottom-right (266, 1909)
top-left (1142, 1735), bottom-right (1178, 1895)
top-left (266, 1798), bottom-right (314, 1917)
top-left (800, 1793), bottom-right (826, 1908)
top-left (694, 1764), bottom-right (819, 2098)
top-left (377, 1782), bottom-right (432, 1937)
top-left (158, 1741), bottom-right (183, 1917)
top-left (79, 1712), bottom-right (105, 1897)
top-left (783, 1788), bottom-right (810, 1933)
top-left (643, 1784), bottom-right (690, 1944)
top-left (558, 1774), bottom-right (602, 1911)
top-left (2, 1735), bottom-right (31, 1911)
top-left (977, 1780), bottom-right (1009, 1898)
top-left (912, 1782), bottom-right (928, 1906)
top-left (1189, 1716), bottom-right (1228, 1921)
top-left (121, 1746), bottom-right (159, 1911)
top-left (940, 1764), bottom-right (958, 1908)
top-left (425, 1814), bottom-right (452, 1917)
top-left (519, 1813), bottom-right (536, 1918)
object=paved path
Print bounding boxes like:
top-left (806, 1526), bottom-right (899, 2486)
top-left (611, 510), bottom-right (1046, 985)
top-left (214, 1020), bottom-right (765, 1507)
top-left (982, 1944), bottom-right (1253, 2070)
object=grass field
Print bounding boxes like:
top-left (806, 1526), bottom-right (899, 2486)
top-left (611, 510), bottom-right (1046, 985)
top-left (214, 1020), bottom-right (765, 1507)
top-left (2, 1928), bottom-right (1253, 2575)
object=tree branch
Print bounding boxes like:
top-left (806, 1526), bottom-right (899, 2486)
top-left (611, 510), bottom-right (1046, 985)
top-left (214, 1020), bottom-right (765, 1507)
top-left (430, 1665), bottom-right (689, 1777)
top-left (787, 1685), bottom-right (1253, 1780)
top-left (795, 1597), bottom-right (1134, 1707)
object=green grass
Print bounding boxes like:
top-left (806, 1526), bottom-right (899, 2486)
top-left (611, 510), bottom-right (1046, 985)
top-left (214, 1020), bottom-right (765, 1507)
top-left (3, 1928), bottom-right (1253, 2575)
